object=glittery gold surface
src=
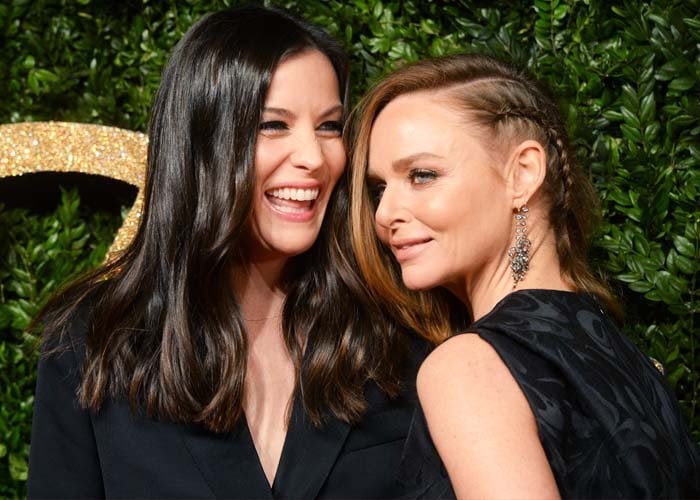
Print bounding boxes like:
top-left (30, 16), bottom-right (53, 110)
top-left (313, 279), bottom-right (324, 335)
top-left (0, 121), bottom-right (147, 260)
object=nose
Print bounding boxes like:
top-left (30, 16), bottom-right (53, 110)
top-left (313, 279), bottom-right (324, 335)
top-left (374, 183), bottom-right (407, 232)
top-left (290, 128), bottom-right (324, 171)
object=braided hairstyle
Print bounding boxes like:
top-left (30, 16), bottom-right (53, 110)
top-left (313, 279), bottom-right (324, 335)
top-left (349, 53), bottom-right (620, 328)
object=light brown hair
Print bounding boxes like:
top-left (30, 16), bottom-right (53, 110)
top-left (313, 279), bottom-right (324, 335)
top-left (347, 53), bottom-right (620, 342)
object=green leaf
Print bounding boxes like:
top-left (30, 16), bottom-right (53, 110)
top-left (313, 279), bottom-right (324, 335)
top-left (620, 123), bottom-right (643, 143)
top-left (602, 110), bottom-right (624, 121)
top-left (533, 0), bottom-right (551, 13)
top-left (675, 253), bottom-right (695, 275)
top-left (553, 4), bottom-right (568, 20)
top-left (644, 122), bottom-right (660, 142)
top-left (620, 85), bottom-right (639, 111)
top-left (9, 452), bottom-right (28, 481)
top-left (620, 106), bottom-right (641, 128)
top-left (673, 235), bottom-right (695, 258)
top-left (372, 1), bottom-right (383, 19)
top-left (617, 273), bottom-right (641, 283)
top-left (639, 93), bottom-right (655, 125)
top-left (27, 71), bottom-right (39, 94)
top-left (658, 58), bottom-right (688, 78)
top-left (668, 77), bottom-right (696, 91)
top-left (667, 364), bottom-right (687, 388)
top-left (629, 281), bottom-right (653, 293)
top-left (22, 55), bottom-right (35, 69)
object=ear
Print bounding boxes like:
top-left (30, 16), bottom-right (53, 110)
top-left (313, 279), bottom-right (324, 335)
top-left (505, 140), bottom-right (546, 209)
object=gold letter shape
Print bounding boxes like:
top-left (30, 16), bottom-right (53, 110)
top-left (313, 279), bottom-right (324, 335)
top-left (0, 122), bottom-right (147, 261)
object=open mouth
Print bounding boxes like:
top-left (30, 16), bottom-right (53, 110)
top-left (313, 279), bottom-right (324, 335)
top-left (265, 187), bottom-right (320, 215)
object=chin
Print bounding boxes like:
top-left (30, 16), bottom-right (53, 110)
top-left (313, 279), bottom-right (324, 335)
top-left (400, 268), bottom-right (440, 292)
top-left (260, 226), bottom-right (321, 257)
top-left (277, 236), bottom-right (319, 257)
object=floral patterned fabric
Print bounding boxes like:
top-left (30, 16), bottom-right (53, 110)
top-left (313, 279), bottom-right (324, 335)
top-left (399, 289), bottom-right (700, 499)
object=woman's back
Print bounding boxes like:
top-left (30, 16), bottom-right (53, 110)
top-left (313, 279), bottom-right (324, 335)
top-left (401, 289), bottom-right (700, 498)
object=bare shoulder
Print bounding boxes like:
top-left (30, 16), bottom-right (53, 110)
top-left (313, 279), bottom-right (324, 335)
top-left (417, 333), bottom-right (560, 498)
top-left (416, 332), bottom-right (531, 446)
top-left (417, 332), bottom-right (515, 401)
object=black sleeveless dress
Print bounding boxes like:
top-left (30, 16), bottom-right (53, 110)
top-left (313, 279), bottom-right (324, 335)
top-left (399, 289), bottom-right (700, 498)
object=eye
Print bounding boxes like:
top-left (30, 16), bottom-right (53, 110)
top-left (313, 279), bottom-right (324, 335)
top-left (259, 120), bottom-right (288, 134)
top-left (409, 168), bottom-right (437, 185)
top-left (317, 120), bottom-right (343, 136)
top-left (368, 182), bottom-right (386, 205)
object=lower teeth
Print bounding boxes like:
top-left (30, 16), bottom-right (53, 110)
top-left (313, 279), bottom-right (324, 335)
top-left (275, 205), bottom-right (307, 214)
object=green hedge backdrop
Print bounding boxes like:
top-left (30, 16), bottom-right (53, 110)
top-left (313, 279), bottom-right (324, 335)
top-left (1, 0), bottom-right (698, 496)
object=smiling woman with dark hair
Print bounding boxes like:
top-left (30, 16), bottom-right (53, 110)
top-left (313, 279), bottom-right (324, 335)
top-left (27, 6), bottom-right (427, 499)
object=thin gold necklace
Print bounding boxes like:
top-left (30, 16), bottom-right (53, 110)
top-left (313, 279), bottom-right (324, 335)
top-left (242, 313), bottom-right (282, 322)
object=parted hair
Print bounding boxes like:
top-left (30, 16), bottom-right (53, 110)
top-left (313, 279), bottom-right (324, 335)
top-left (36, 5), bottom-right (406, 433)
top-left (347, 53), bottom-right (619, 340)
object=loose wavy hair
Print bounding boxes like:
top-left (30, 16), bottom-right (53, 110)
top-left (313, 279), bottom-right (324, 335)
top-left (37, 5), bottom-right (406, 433)
top-left (347, 53), bottom-right (620, 341)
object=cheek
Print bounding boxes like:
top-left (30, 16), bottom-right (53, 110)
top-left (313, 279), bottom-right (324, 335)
top-left (416, 183), bottom-right (500, 251)
top-left (324, 141), bottom-right (346, 182)
top-left (374, 222), bottom-right (390, 245)
top-left (254, 139), bottom-right (285, 181)
top-left (419, 192), bottom-right (461, 231)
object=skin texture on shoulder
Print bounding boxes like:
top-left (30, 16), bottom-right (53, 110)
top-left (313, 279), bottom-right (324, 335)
top-left (417, 333), bottom-right (560, 500)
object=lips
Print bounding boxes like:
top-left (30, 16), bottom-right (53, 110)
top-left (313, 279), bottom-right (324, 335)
top-left (390, 237), bottom-right (433, 262)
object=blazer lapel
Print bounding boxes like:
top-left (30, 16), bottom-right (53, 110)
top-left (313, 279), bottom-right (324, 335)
top-left (178, 420), bottom-right (273, 499)
top-left (272, 395), bottom-right (351, 499)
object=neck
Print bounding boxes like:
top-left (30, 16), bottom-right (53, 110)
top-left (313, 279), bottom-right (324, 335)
top-left (456, 225), bottom-right (573, 321)
top-left (232, 254), bottom-right (288, 324)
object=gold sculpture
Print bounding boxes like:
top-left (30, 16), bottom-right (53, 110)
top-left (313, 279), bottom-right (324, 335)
top-left (0, 122), bottom-right (147, 260)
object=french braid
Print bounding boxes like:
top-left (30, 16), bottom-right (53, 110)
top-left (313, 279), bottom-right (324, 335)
top-left (349, 53), bottom-right (621, 322)
top-left (447, 62), bottom-right (619, 318)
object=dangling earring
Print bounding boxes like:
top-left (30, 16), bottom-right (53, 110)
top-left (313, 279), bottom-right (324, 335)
top-left (508, 205), bottom-right (530, 287)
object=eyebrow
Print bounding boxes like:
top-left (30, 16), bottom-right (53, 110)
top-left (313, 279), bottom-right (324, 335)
top-left (263, 104), bottom-right (344, 119)
top-left (392, 152), bottom-right (445, 170)
top-left (367, 152), bottom-right (445, 181)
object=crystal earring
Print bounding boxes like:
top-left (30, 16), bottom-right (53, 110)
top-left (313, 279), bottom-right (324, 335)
top-left (508, 205), bottom-right (531, 287)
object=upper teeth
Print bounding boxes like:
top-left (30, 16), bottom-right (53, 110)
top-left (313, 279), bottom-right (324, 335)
top-left (269, 188), bottom-right (319, 201)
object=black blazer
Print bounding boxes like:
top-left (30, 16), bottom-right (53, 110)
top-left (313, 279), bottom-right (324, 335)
top-left (28, 312), bottom-right (429, 499)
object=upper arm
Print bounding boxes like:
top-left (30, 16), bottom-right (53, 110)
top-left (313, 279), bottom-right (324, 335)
top-left (27, 329), bottom-right (105, 498)
top-left (417, 334), bottom-right (560, 500)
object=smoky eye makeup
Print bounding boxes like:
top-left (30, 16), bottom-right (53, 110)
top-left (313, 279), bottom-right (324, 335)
top-left (259, 120), bottom-right (289, 133)
top-left (317, 120), bottom-right (344, 135)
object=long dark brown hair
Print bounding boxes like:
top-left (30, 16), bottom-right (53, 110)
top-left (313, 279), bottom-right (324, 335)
top-left (348, 53), bottom-right (620, 339)
top-left (36, 5), bottom-right (406, 432)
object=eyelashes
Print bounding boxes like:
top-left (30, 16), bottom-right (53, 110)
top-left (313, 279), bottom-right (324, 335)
top-left (259, 120), bottom-right (343, 136)
top-left (408, 169), bottom-right (437, 184)
top-left (318, 120), bottom-right (343, 134)
top-left (367, 168), bottom-right (438, 206)
top-left (259, 120), bottom-right (287, 132)
top-left (368, 182), bottom-right (386, 204)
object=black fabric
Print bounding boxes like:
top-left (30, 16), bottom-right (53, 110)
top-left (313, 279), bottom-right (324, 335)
top-left (28, 308), bottom-right (430, 499)
top-left (399, 289), bottom-right (700, 499)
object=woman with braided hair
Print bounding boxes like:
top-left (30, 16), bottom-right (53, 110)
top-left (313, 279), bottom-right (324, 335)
top-left (348, 53), bottom-right (699, 498)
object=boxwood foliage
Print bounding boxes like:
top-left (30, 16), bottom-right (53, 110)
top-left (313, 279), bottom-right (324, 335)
top-left (1, 0), bottom-right (698, 495)
top-left (0, 191), bottom-right (120, 495)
